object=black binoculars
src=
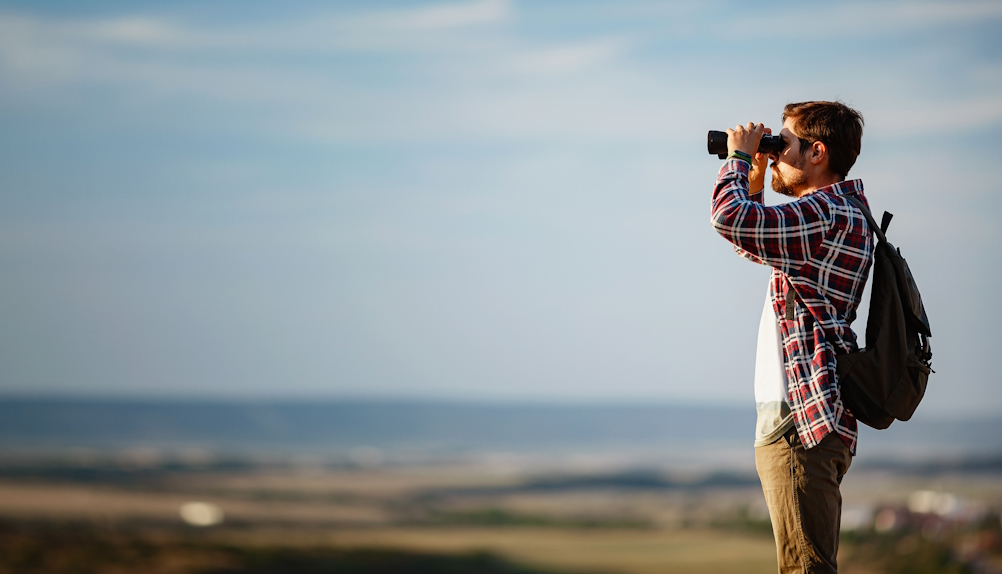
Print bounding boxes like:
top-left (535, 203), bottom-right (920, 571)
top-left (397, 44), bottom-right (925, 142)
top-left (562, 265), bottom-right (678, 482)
top-left (707, 130), bottom-right (786, 159)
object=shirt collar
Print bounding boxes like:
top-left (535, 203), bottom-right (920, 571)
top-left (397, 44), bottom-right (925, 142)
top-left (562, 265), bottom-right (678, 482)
top-left (827, 179), bottom-right (864, 196)
top-left (801, 178), bottom-right (863, 199)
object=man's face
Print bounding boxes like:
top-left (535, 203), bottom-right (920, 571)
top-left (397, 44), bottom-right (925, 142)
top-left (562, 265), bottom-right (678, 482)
top-left (770, 117), bottom-right (809, 198)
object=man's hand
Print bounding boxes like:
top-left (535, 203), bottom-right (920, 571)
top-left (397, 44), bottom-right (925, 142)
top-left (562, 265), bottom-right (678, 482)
top-left (727, 122), bottom-right (768, 194)
top-left (749, 127), bottom-right (771, 194)
top-left (726, 122), bottom-right (766, 157)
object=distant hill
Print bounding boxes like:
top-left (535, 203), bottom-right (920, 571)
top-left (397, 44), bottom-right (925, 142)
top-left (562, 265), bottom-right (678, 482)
top-left (0, 398), bottom-right (997, 467)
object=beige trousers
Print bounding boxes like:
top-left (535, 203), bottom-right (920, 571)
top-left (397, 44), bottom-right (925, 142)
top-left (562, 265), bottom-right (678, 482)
top-left (755, 428), bottom-right (852, 574)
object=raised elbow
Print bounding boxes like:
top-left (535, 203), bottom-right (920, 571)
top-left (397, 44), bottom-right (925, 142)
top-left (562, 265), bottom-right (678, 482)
top-left (709, 209), bottom-right (730, 236)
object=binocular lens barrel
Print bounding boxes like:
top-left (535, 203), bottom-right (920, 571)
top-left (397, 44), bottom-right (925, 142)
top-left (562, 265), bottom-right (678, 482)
top-left (707, 130), bottom-right (786, 159)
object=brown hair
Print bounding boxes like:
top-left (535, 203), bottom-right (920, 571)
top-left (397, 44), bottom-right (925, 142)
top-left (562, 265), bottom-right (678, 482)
top-left (782, 101), bottom-right (864, 179)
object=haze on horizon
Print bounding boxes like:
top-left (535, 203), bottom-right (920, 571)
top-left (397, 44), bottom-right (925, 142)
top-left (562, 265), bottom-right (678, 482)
top-left (0, 0), bottom-right (999, 416)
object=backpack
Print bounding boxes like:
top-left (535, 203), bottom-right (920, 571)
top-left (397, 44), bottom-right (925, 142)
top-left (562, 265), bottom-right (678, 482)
top-left (836, 196), bottom-right (933, 430)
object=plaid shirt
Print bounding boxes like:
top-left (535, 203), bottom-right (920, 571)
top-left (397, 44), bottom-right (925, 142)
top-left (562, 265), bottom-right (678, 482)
top-left (711, 159), bottom-right (873, 454)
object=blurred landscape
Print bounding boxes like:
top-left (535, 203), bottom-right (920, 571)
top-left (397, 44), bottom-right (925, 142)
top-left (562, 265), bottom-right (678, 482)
top-left (0, 399), bottom-right (1000, 573)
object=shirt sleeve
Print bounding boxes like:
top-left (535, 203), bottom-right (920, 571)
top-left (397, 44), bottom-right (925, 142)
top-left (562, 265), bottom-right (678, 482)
top-left (709, 159), bottom-right (834, 275)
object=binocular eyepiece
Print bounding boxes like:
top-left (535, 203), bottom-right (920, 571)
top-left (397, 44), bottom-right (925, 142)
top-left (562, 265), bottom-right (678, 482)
top-left (707, 130), bottom-right (786, 159)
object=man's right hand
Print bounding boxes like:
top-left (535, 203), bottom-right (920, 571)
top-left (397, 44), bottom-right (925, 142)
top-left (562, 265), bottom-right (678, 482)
top-left (726, 122), bottom-right (766, 157)
top-left (749, 127), bottom-right (771, 194)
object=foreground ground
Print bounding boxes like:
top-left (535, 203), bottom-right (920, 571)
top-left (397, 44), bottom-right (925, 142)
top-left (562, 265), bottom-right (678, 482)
top-left (0, 455), bottom-right (998, 573)
top-left (0, 522), bottom-right (781, 574)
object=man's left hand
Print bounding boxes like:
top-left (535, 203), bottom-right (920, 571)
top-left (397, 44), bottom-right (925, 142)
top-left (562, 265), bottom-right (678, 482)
top-left (726, 122), bottom-right (766, 157)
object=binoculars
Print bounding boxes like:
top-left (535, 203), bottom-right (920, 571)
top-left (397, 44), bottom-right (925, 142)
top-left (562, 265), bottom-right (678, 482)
top-left (707, 130), bottom-right (786, 159)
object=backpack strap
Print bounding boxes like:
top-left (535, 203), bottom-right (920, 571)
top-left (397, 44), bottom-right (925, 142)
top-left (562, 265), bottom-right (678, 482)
top-left (880, 211), bottom-right (893, 235)
top-left (844, 195), bottom-right (889, 244)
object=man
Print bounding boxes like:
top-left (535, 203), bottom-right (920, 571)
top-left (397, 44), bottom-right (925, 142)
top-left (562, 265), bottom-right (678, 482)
top-left (710, 101), bottom-right (871, 573)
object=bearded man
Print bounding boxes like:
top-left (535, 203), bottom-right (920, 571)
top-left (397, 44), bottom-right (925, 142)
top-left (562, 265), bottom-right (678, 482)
top-left (710, 101), bottom-right (870, 573)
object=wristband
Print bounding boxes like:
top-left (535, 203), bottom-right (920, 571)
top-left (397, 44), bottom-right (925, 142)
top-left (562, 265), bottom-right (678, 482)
top-left (727, 150), bottom-right (753, 164)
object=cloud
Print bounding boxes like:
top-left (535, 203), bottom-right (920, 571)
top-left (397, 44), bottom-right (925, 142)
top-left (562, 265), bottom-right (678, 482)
top-left (0, 3), bottom-right (649, 143)
top-left (79, 16), bottom-right (187, 45)
top-left (0, 0), bottom-right (509, 53)
top-left (376, 0), bottom-right (508, 30)
top-left (0, 1), bottom-right (515, 100)
top-left (868, 0), bottom-right (1002, 25)
top-left (868, 95), bottom-right (1002, 136)
top-left (0, 0), bottom-right (1000, 147)
top-left (505, 38), bottom-right (627, 76)
top-left (740, 0), bottom-right (1002, 35)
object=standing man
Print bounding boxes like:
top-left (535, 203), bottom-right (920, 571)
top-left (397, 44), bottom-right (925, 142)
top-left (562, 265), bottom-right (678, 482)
top-left (710, 101), bottom-right (870, 573)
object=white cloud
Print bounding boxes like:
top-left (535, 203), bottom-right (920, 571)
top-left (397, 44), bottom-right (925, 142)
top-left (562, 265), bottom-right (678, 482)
top-left (506, 38), bottom-right (627, 76)
top-left (0, 5), bottom-right (653, 143)
top-left (868, 96), bottom-right (1002, 136)
top-left (742, 0), bottom-right (1002, 35)
top-left (872, 0), bottom-right (1002, 24)
top-left (0, 0), bottom-right (1000, 146)
top-left (0, 0), bottom-right (510, 53)
top-left (383, 0), bottom-right (508, 30)
top-left (81, 16), bottom-right (186, 45)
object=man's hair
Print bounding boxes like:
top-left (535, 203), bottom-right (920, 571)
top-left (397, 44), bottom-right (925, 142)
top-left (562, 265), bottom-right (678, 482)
top-left (782, 101), bottom-right (864, 179)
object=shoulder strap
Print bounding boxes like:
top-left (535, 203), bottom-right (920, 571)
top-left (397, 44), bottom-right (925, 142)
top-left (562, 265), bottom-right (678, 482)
top-left (844, 195), bottom-right (888, 244)
top-left (880, 211), bottom-right (893, 235)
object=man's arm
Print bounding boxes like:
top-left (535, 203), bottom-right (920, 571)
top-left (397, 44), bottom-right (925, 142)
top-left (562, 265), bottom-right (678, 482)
top-left (709, 124), bottom-right (834, 274)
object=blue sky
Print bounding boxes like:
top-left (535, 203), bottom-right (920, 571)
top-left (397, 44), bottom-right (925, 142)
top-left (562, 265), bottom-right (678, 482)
top-left (0, 0), bottom-right (1000, 414)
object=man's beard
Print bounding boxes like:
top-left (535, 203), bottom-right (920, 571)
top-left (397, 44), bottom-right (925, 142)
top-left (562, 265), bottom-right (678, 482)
top-left (771, 159), bottom-right (807, 198)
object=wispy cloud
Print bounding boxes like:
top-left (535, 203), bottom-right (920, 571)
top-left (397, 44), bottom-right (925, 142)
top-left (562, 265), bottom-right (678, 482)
top-left (0, 1), bottom-right (649, 143)
top-left (369, 0), bottom-right (508, 30)
top-left (0, 0), bottom-right (510, 54)
top-left (867, 94), bottom-right (1002, 135)
top-left (0, 0), bottom-right (999, 146)
top-left (504, 38), bottom-right (627, 76)
top-left (739, 0), bottom-right (1002, 35)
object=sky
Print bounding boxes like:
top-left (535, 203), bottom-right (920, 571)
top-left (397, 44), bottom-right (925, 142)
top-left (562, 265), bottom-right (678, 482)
top-left (0, 0), bottom-right (1000, 415)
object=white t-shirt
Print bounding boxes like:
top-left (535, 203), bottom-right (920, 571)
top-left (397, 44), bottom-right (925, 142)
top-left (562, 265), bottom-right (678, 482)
top-left (754, 287), bottom-right (794, 446)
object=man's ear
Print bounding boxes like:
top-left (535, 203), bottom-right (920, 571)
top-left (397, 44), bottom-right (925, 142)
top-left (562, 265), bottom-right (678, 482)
top-left (808, 141), bottom-right (827, 166)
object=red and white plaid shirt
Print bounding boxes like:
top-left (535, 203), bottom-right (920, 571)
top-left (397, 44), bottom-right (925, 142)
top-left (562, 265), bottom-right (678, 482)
top-left (711, 159), bottom-right (873, 454)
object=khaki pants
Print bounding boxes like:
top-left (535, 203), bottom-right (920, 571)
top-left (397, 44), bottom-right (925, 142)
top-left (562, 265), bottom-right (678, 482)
top-left (755, 428), bottom-right (852, 574)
